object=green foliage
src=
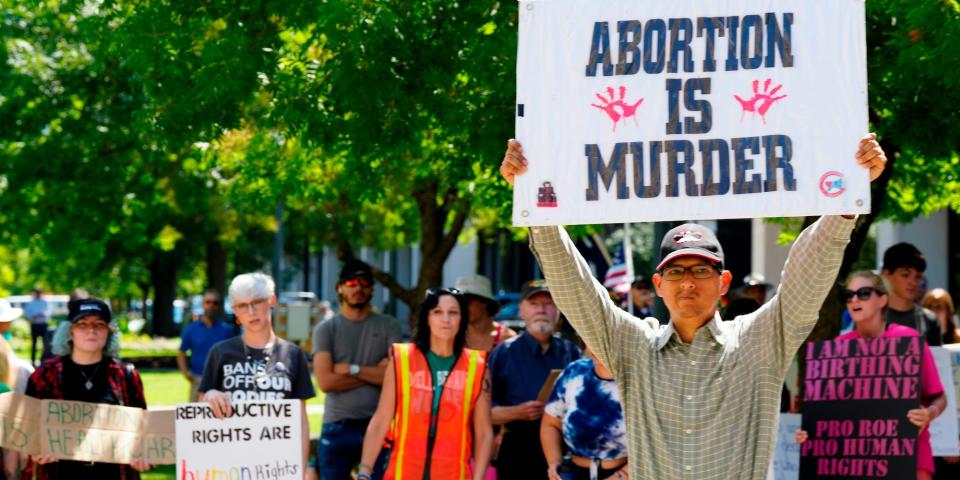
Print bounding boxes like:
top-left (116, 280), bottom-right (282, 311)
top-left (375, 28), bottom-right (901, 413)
top-left (866, 0), bottom-right (960, 219)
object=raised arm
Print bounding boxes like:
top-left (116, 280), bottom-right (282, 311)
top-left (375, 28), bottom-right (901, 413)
top-left (501, 140), bottom-right (645, 373)
top-left (752, 133), bottom-right (886, 371)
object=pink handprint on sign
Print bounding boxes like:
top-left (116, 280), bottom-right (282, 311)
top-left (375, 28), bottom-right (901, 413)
top-left (592, 86), bottom-right (644, 132)
top-left (733, 79), bottom-right (787, 124)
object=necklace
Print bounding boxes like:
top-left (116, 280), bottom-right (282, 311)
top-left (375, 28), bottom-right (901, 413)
top-left (77, 362), bottom-right (101, 390)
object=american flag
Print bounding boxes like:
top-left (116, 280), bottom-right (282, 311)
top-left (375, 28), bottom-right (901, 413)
top-left (603, 231), bottom-right (633, 295)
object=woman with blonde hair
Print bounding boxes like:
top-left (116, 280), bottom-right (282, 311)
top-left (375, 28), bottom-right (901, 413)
top-left (797, 271), bottom-right (947, 479)
top-left (922, 288), bottom-right (959, 344)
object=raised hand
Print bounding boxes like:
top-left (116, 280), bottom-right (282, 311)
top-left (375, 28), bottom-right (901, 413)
top-left (856, 133), bottom-right (887, 182)
top-left (500, 139), bottom-right (528, 186)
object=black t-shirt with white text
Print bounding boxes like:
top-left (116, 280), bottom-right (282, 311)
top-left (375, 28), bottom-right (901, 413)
top-left (199, 336), bottom-right (316, 403)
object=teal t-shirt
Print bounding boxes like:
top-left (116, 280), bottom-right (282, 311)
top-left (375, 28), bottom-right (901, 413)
top-left (424, 350), bottom-right (457, 479)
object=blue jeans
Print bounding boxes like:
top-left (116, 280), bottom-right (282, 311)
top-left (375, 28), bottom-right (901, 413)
top-left (317, 418), bottom-right (388, 480)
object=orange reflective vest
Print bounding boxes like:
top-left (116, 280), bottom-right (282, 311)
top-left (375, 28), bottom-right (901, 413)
top-left (386, 343), bottom-right (487, 480)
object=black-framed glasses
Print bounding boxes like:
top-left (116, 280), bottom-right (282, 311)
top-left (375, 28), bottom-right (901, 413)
top-left (425, 287), bottom-right (462, 298)
top-left (232, 297), bottom-right (269, 313)
top-left (840, 287), bottom-right (880, 303)
top-left (659, 265), bottom-right (720, 281)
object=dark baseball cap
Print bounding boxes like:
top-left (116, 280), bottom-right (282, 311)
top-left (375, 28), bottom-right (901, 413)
top-left (520, 279), bottom-right (550, 300)
top-left (68, 298), bottom-right (112, 323)
top-left (882, 242), bottom-right (926, 273)
top-left (339, 258), bottom-right (373, 281)
top-left (656, 223), bottom-right (725, 271)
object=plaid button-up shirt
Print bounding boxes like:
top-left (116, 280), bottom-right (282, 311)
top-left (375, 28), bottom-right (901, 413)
top-left (529, 215), bottom-right (854, 479)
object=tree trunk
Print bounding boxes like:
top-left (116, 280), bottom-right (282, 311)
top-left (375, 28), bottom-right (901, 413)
top-left (150, 251), bottom-right (179, 337)
top-left (205, 239), bottom-right (228, 298)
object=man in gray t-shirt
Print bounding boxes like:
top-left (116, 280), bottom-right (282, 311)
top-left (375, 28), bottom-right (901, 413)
top-left (312, 259), bottom-right (402, 480)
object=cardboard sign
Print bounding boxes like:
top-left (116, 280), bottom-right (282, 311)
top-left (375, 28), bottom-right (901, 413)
top-left (175, 401), bottom-right (303, 480)
top-left (0, 393), bottom-right (176, 464)
top-left (514, 0), bottom-right (869, 226)
top-left (929, 346), bottom-right (960, 456)
top-left (0, 393), bottom-right (41, 456)
top-left (537, 369), bottom-right (563, 402)
top-left (768, 413), bottom-right (802, 480)
top-left (799, 336), bottom-right (921, 479)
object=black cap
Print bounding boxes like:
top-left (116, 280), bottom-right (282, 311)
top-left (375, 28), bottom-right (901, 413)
top-left (68, 298), bottom-right (112, 323)
top-left (882, 242), bottom-right (926, 273)
top-left (339, 258), bottom-right (373, 281)
top-left (520, 279), bottom-right (550, 300)
top-left (656, 223), bottom-right (724, 271)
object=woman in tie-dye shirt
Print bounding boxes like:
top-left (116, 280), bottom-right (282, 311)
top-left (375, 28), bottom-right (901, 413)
top-left (542, 348), bottom-right (628, 480)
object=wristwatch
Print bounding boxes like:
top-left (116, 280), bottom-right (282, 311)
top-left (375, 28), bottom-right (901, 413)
top-left (349, 364), bottom-right (361, 376)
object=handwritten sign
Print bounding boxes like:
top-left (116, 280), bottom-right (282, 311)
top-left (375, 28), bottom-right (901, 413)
top-left (799, 336), bottom-right (921, 479)
top-left (0, 393), bottom-right (176, 464)
top-left (175, 401), bottom-right (302, 480)
top-left (768, 413), bottom-right (801, 480)
top-left (514, 0), bottom-right (869, 226)
top-left (929, 346), bottom-right (960, 456)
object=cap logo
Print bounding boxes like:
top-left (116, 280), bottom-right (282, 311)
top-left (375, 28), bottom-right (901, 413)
top-left (79, 304), bottom-right (100, 311)
top-left (672, 230), bottom-right (703, 245)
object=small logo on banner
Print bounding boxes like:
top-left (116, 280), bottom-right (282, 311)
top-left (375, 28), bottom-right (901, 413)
top-left (537, 181), bottom-right (558, 208)
top-left (734, 78), bottom-right (787, 124)
top-left (820, 171), bottom-right (846, 197)
top-left (591, 86), bottom-right (644, 132)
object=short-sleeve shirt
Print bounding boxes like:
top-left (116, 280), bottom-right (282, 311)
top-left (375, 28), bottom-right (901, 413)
top-left (180, 319), bottom-right (236, 376)
top-left (886, 305), bottom-right (943, 346)
top-left (545, 358), bottom-right (627, 460)
top-left (199, 336), bottom-right (315, 403)
top-left (836, 323), bottom-right (944, 472)
top-left (24, 298), bottom-right (51, 325)
top-left (312, 312), bottom-right (402, 423)
top-left (489, 332), bottom-right (581, 408)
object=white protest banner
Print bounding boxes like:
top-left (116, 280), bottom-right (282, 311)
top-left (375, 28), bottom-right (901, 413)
top-left (930, 346), bottom-right (960, 456)
top-left (176, 401), bottom-right (302, 480)
top-left (514, 0), bottom-right (869, 226)
top-left (767, 413), bottom-right (801, 480)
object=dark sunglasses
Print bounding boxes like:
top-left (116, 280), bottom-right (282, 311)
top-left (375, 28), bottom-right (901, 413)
top-left (343, 276), bottom-right (373, 288)
top-left (840, 286), bottom-right (881, 303)
top-left (425, 287), bottom-right (462, 298)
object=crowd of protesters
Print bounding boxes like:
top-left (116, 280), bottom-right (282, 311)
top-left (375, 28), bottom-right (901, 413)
top-left (2, 134), bottom-right (959, 480)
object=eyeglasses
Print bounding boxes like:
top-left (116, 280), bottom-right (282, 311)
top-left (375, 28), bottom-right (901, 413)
top-left (72, 322), bottom-right (109, 332)
top-left (425, 287), bottom-right (462, 298)
top-left (232, 298), bottom-right (270, 313)
top-left (342, 277), bottom-right (373, 288)
top-left (840, 287), bottom-right (880, 303)
top-left (659, 265), bottom-right (720, 281)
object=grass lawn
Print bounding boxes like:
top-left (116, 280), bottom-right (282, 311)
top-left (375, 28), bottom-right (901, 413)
top-left (138, 370), bottom-right (326, 480)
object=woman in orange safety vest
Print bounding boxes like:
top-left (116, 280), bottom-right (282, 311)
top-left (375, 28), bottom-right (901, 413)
top-left (357, 288), bottom-right (494, 480)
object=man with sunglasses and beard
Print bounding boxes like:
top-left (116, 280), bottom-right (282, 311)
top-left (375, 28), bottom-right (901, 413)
top-left (312, 259), bottom-right (403, 479)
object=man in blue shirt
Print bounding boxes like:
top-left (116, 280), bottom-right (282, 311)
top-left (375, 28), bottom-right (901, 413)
top-left (490, 280), bottom-right (581, 480)
top-left (178, 289), bottom-right (235, 401)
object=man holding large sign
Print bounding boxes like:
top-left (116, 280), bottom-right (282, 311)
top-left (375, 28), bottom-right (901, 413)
top-left (500, 2), bottom-right (887, 478)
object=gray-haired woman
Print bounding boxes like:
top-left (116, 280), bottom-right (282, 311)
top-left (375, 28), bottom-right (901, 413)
top-left (24, 297), bottom-right (150, 480)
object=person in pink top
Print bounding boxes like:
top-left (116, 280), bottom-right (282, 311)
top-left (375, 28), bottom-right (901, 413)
top-left (797, 270), bottom-right (948, 479)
